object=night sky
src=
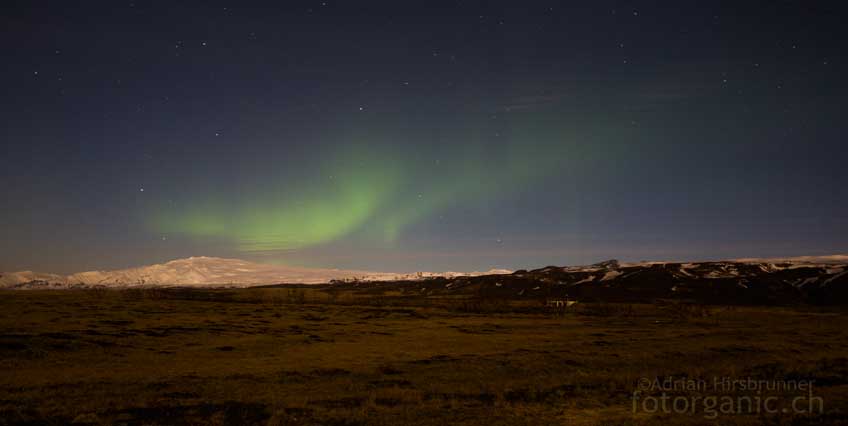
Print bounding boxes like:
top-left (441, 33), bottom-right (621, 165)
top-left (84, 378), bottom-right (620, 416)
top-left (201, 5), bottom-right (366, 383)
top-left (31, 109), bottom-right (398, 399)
top-left (2, 1), bottom-right (846, 274)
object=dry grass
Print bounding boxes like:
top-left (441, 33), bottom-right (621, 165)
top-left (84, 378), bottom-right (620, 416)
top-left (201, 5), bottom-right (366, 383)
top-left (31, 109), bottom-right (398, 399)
top-left (0, 289), bottom-right (847, 425)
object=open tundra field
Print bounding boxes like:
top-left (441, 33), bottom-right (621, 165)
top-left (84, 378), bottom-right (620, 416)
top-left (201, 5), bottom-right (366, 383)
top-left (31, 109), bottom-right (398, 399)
top-left (2, 288), bottom-right (848, 425)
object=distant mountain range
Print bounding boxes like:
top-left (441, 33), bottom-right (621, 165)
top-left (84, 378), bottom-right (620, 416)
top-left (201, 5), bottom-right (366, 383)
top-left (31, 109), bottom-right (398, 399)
top-left (2, 255), bottom-right (847, 304)
top-left (339, 255), bottom-right (847, 305)
top-left (0, 256), bottom-right (511, 289)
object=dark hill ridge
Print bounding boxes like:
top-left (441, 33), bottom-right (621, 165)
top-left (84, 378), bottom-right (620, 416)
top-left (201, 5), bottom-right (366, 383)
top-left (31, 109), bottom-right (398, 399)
top-left (332, 259), bottom-right (848, 305)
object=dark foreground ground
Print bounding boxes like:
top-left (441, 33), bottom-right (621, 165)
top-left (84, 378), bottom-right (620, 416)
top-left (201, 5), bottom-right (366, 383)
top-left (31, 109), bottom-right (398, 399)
top-left (2, 288), bottom-right (848, 425)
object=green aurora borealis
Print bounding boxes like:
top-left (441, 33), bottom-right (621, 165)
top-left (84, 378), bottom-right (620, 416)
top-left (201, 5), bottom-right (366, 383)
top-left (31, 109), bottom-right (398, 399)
top-left (150, 118), bottom-right (572, 254)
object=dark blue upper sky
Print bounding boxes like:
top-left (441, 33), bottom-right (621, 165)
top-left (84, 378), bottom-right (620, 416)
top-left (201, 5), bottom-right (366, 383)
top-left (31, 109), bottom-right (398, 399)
top-left (2, 1), bottom-right (846, 273)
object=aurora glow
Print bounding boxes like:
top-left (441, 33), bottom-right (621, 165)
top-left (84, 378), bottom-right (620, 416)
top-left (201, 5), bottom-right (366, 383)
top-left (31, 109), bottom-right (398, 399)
top-left (150, 117), bottom-right (574, 252)
top-left (150, 147), bottom-right (396, 251)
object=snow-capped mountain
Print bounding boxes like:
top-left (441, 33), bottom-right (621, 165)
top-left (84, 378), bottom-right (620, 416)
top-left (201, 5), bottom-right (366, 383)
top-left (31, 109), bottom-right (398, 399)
top-left (3, 255), bottom-right (846, 304)
top-left (0, 256), bottom-right (511, 289)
